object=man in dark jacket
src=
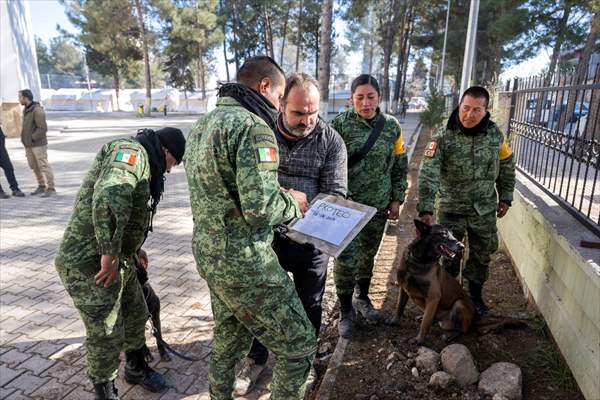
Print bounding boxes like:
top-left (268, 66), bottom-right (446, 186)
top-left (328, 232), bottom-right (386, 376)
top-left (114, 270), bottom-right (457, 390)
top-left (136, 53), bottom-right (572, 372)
top-left (19, 89), bottom-right (55, 197)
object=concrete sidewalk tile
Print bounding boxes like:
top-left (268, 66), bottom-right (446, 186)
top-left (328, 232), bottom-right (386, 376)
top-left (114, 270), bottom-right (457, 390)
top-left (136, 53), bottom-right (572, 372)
top-left (40, 360), bottom-right (82, 384)
top-left (30, 378), bottom-right (77, 399)
top-left (0, 365), bottom-right (25, 387)
top-left (1, 389), bottom-right (30, 400)
top-left (4, 371), bottom-right (50, 395)
top-left (16, 353), bottom-right (55, 375)
top-left (0, 348), bottom-right (33, 368)
top-left (163, 369), bottom-right (195, 393)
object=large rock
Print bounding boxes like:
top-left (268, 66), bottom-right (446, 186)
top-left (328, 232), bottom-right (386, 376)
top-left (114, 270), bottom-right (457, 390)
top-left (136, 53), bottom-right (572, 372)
top-left (441, 344), bottom-right (479, 385)
top-left (429, 371), bottom-right (454, 389)
top-left (416, 346), bottom-right (441, 374)
top-left (478, 362), bottom-right (522, 400)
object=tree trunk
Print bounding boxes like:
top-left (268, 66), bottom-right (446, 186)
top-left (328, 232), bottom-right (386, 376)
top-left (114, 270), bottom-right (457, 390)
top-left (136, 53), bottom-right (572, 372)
top-left (295, 0), bottom-right (304, 71)
top-left (221, 0), bottom-right (230, 82)
top-left (263, 8), bottom-right (274, 59)
top-left (392, 4), bottom-right (409, 112)
top-left (280, 4), bottom-right (290, 65)
top-left (232, 1), bottom-right (240, 73)
top-left (114, 70), bottom-right (121, 111)
top-left (134, 0), bottom-right (152, 116)
top-left (318, 0), bottom-right (333, 116)
top-left (198, 45), bottom-right (206, 99)
top-left (400, 6), bottom-right (415, 106)
top-left (380, 0), bottom-right (402, 113)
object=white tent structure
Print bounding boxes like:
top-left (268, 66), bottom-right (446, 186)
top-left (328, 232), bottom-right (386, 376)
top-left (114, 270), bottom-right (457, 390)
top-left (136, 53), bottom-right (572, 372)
top-left (127, 88), bottom-right (180, 112)
top-left (178, 90), bottom-right (217, 113)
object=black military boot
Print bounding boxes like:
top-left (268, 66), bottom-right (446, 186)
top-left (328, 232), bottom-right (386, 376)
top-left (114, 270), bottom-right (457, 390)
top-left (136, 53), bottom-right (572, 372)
top-left (338, 294), bottom-right (354, 339)
top-left (124, 347), bottom-right (167, 393)
top-left (352, 278), bottom-right (382, 322)
top-left (93, 380), bottom-right (119, 400)
top-left (468, 282), bottom-right (492, 318)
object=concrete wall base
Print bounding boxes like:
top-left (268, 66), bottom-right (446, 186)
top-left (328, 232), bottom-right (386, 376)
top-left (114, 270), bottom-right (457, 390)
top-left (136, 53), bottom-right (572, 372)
top-left (498, 173), bottom-right (599, 400)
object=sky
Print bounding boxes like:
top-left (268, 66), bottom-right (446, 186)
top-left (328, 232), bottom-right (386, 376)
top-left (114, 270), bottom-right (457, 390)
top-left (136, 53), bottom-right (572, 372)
top-left (29, 0), bottom-right (548, 85)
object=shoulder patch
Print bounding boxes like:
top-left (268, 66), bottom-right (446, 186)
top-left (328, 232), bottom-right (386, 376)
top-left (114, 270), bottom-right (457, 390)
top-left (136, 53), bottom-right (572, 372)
top-left (114, 150), bottom-right (138, 166)
top-left (424, 141), bottom-right (437, 158)
top-left (253, 133), bottom-right (276, 145)
top-left (394, 127), bottom-right (406, 155)
top-left (498, 140), bottom-right (513, 160)
top-left (250, 125), bottom-right (278, 171)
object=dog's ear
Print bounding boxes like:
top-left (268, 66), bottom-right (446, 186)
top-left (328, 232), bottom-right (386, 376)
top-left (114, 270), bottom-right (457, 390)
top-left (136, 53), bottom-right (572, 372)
top-left (414, 219), bottom-right (431, 236)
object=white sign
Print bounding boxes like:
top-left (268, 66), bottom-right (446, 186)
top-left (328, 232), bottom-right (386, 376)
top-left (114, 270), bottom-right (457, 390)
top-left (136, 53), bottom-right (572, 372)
top-left (291, 199), bottom-right (366, 246)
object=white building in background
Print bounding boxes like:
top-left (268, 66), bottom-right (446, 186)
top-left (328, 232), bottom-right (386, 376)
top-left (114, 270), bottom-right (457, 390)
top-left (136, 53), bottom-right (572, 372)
top-left (0, 0), bottom-right (42, 137)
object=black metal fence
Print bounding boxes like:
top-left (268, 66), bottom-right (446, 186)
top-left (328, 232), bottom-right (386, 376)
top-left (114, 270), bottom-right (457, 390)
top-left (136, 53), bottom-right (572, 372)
top-left (507, 65), bottom-right (600, 236)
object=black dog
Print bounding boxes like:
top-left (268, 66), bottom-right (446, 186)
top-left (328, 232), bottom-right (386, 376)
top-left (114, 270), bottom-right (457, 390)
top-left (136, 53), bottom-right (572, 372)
top-left (389, 220), bottom-right (474, 345)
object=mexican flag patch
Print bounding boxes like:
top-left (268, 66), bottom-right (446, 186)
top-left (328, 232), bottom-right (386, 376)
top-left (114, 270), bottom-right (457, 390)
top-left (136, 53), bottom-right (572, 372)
top-left (257, 147), bottom-right (277, 163)
top-left (424, 141), bottom-right (437, 158)
top-left (115, 151), bottom-right (137, 165)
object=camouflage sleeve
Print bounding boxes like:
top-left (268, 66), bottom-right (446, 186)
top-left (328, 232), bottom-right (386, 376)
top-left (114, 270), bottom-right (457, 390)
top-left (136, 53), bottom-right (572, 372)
top-left (391, 123), bottom-right (408, 203)
top-left (330, 114), bottom-right (344, 139)
top-left (319, 129), bottom-right (348, 198)
top-left (92, 147), bottom-right (145, 255)
top-left (417, 130), bottom-right (444, 214)
top-left (236, 124), bottom-right (302, 227)
top-left (496, 129), bottom-right (516, 203)
top-left (31, 107), bottom-right (47, 141)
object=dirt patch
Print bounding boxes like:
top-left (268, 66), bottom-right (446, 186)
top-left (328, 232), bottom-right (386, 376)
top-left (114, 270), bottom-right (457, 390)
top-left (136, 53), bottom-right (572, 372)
top-left (310, 127), bottom-right (584, 400)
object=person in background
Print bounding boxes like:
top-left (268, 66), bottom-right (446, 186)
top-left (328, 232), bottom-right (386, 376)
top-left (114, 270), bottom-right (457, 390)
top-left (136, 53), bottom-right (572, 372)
top-left (18, 89), bottom-right (55, 197)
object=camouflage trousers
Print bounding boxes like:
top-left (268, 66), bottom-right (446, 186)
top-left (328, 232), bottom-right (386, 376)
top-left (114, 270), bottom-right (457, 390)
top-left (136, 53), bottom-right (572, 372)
top-left (438, 210), bottom-right (499, 285)
top-left (208, 282), bottom-right (316, 400)
top-left (55, 258), bottom-right (148, 384)
top-left (334, 215), bottom-right (387, 295)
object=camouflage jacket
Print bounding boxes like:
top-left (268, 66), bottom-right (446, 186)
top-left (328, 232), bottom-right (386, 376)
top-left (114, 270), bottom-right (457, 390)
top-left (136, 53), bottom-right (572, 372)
top-left (55, 139), bottom-right (151, 266)
top-left (417, 111), bottom-right (516, 216)
top-left (184, 97), bottom-right (302, 288)
top-left (331, 108), bottom-right (408, 211)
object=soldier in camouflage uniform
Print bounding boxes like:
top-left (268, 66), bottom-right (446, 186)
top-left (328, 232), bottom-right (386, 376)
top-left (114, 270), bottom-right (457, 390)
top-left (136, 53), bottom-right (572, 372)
top-left (185, 56), bottom-right (317, 400)
top-left (55, 127), bottom-right (186, 400)
top-left (331, 75), bottom-right (408, 338)
top-left (417, 86), bottom-right (515, 317)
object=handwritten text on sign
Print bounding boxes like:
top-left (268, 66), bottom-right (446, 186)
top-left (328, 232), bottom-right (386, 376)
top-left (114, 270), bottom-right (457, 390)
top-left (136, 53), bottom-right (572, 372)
top-left (292, 199), bottom-right (366, 246)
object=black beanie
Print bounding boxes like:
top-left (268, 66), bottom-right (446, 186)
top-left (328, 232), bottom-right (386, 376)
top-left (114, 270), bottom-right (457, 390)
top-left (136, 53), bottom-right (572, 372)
top-left (155, 127), bottom-right (185, 163)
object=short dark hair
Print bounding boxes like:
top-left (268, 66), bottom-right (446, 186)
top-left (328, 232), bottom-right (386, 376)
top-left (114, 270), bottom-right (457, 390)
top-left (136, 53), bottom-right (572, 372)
top-left (283, 72), bottom-right (320, 103)
top-left (350, 74), bottom-right (381, 96)
top-left (236, 55), bottom-right (285, 89)
top-left (460, 86), bottom-right (489, 108)
top-left (19, 89), bottom-right (34, 102)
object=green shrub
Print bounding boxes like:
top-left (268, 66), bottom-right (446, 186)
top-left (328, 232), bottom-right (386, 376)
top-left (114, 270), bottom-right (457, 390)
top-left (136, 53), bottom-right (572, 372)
top-left (419, 88), bottom-right (446, 129)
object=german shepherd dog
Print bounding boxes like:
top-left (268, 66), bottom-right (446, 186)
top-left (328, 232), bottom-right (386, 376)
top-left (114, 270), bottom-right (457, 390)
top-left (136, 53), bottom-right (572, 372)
top-left (388, 219), bottom-right (475, 345)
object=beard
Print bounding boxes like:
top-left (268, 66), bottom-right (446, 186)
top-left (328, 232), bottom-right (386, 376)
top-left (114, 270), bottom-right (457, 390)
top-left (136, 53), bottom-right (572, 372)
top-left (283, 118), bottom-right (314, 138)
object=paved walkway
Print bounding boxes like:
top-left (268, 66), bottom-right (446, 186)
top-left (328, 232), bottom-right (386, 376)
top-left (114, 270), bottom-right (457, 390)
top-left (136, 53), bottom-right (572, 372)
top-left (0, 111), bottom-right (421, 400)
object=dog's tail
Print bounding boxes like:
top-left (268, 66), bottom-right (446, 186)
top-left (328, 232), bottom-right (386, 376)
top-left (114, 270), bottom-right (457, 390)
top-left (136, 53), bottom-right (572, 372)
top-left (475, 315), bottom-right (527, 335)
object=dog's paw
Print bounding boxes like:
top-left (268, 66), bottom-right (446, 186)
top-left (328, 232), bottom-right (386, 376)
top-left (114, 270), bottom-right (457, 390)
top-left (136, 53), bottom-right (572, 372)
top-left (384, 317), bottom-right (401, 327)
top-left (408, 336), bottom-right (425, 346)
top-left (159, 351), bottom-right (172, 362)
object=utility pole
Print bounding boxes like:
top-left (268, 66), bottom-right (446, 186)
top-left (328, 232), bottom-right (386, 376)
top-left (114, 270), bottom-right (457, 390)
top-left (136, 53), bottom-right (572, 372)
top-left (459, 0), bottom-right (479, 96)
top-left (438, 0), bottom-right (451, 93)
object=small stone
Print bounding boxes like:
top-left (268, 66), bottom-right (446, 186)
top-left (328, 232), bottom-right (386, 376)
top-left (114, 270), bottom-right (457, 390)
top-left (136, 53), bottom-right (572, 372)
top-left (405, 358), bottom-right (416, 368)
top-left (429, 371), bottom-right (454, 389)
top-left (407, 352), bottom-right (414, 358)
top-left (377, 347), bottom-right (385, 354)
top-left (318, 342), bottom-right (333, 354)
top-left (493, 395), bottom-right (510, 400)
top-left (478, 362), bottom-right (522, 400)
top-left (411, 367), bottom-right (419, 377)
top-left (416, 346), bottom-right (441, 374)
top-left (386, 362), bottom-right (394, 370)
top-left (441, 344), bottom-right (479, 385)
